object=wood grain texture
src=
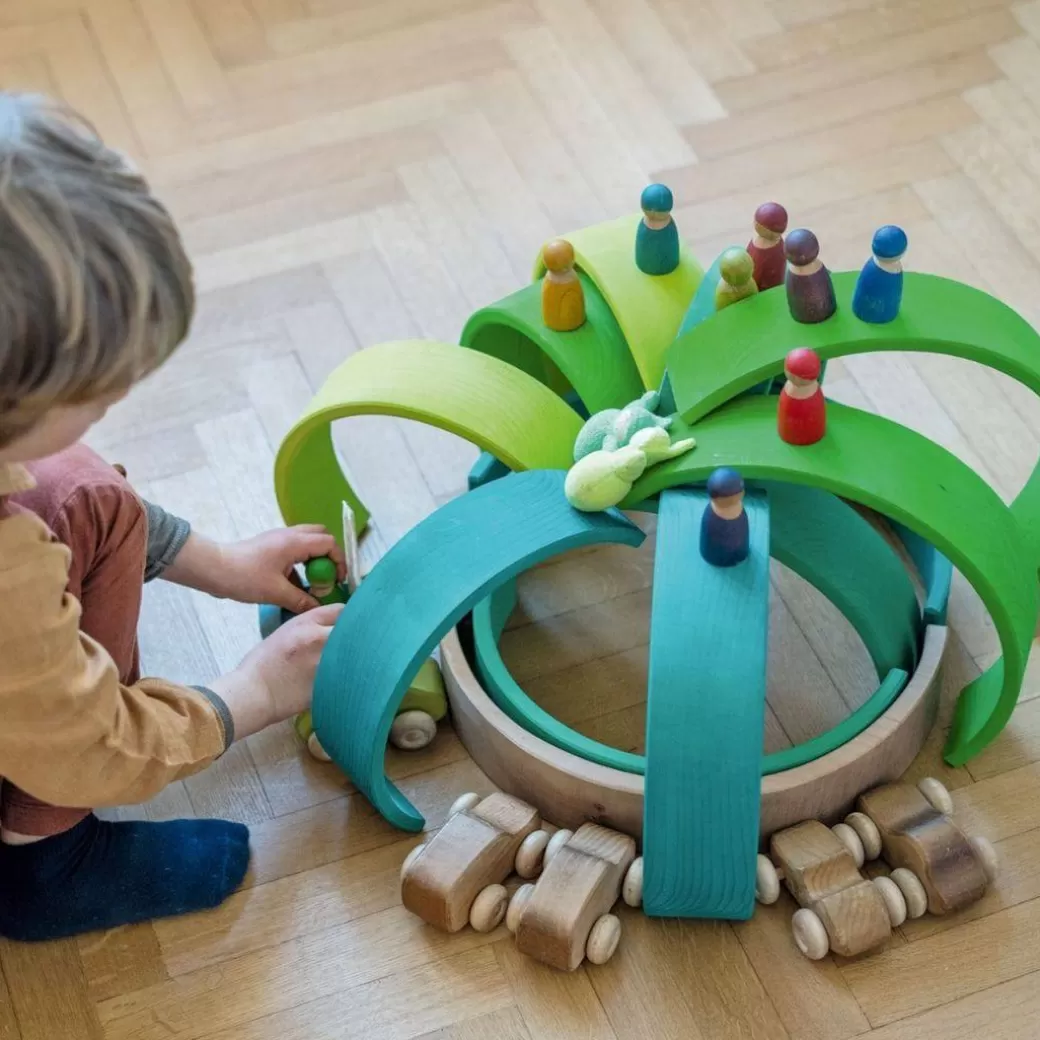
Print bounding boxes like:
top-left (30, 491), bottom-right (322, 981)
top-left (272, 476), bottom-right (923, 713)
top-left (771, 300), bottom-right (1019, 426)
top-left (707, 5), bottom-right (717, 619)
top-left (11, 1), bottom-right (1040, 1037)
top-left (312, 469), bottom-right (644, 830)
top-left (644, 488), bottom-right (769, 919)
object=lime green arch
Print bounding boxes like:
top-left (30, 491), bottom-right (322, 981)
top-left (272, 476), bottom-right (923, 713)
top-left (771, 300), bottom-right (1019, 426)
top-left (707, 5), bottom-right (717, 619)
top-left (621, 395), bottom-right (1039, 767)
top-left (460, 274), bottom-right (644, 415)
top-left (533, 214), bottom-right (703, 390)
top-left (273, 340), bottom-right (582, 539)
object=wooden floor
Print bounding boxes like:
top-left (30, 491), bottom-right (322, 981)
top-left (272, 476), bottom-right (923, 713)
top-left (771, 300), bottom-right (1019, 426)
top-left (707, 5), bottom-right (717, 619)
top-left (4, 0), bottom-right (1040, 1036)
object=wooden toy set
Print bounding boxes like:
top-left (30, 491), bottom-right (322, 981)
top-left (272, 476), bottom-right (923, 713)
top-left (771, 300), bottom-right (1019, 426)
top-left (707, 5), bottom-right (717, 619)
top-left (263, 186), bottom-right (1040, 962)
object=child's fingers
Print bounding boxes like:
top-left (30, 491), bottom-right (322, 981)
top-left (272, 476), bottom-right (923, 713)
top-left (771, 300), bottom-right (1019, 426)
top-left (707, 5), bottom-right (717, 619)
top-left (287, 530), bottom-right (338, 564)
top-left (307, 603), bottom-right (345, 627)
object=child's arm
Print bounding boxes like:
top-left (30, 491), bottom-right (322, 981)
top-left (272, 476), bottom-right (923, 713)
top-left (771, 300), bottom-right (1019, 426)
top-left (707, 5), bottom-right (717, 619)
top-left (0, 509), bottom-right (341, 809)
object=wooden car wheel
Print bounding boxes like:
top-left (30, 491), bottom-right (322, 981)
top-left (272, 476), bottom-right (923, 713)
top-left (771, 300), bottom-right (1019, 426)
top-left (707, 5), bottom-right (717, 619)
top-left (307, 732), bottom-right (332, 762)
top-left (872, 875), bottom-right (907, 927)
top-left (831, 822), bottom-right (865, 868)
top-left (891, 867), bottom-right (928, 918)
top-left (969, 836), bottom-right (999, 883)
top-left (543, 829), bottom-right (573, 867)
top-left (791, 908), bottom-right (830, 960)
top-left (586, 914), bottom-right (622, 965)
top-left (755, 854), bottom-right (781, 905)
top-left (515, 829), bottom-right (550, 879)
top-left (506, 883), bottom-right (535, 934)
top-left (449, 792), bottom-right (481, 817)
top-left (622, 857), bottom-right (644, 908)
top-left (917, 777), bottom-right (954, 816)
top-left (469, 884), bottom-right (509, 933)
top-left (399, 843), bottom-right (424, 882)
top-left (389, 710), bottom-right (437, 751)
top-left (844, 811), bottom-right (883, 860)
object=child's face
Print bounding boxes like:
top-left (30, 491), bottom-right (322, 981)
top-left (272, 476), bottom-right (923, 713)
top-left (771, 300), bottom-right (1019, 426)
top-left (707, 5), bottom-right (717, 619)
top-left (0, 389), bottom-right (127, 464)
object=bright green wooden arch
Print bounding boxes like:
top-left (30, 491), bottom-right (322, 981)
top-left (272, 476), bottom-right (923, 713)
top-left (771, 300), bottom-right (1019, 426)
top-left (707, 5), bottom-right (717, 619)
top-left (460, 275), bottom-right (643, 415)
top-left (311, 470), bottom-right (644, 832)
top-left (532, 214), bottom-right (703, 390)
top-left (272, 340), bottom-right (583, 538)
top-left (665, 271), bottom-right (1040, 570)
top-left (622, 395), bottom-right (1039, 766)
top-left (470, 482), bottom-right (920, 775)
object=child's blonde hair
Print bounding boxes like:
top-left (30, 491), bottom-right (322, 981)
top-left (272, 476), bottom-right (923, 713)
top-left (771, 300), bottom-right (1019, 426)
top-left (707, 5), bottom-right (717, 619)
top-left (0, 93), bottom-right (193, 448)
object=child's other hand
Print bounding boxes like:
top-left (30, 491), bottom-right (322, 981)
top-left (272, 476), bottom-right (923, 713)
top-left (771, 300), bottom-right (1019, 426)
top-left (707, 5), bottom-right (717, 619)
top-left (211, 604), bottom-right (343, 737)
top-left (217, 526), bottom-right (348, 612)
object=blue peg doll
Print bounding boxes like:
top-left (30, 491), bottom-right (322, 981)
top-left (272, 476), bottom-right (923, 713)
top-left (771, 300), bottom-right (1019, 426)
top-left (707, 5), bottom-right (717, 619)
top-left (853, 225), bottom-right (908, 324)
top-left (635, 183), bottom-right (680, 275)
top-left (700, 468), bottom-right (750, 568)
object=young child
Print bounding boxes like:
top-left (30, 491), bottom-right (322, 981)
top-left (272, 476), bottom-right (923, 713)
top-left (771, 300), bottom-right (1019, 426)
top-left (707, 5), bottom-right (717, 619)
top-left (0, 93), bottom-right (347, 942)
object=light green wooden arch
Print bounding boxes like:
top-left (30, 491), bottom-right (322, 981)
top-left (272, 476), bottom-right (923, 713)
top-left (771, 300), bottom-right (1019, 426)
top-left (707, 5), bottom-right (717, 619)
top-left (532, 214), bottom-right (703, 390)
top-left (273, 340), bottom-right (583, 538)
top-left (621, 395), bottom-right (1038, 766)
top-left (460, 275), bottom-right (644, 415)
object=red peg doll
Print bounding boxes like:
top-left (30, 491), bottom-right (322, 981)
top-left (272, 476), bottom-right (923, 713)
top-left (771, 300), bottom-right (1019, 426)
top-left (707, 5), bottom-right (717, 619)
top-left (778, 347), bottom-right (826, 445)
top-left (747, 201), bottom-right (788, 291)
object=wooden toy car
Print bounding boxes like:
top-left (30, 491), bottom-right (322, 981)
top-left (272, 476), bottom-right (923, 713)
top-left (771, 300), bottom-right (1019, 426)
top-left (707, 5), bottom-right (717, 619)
top-left (851, 776), bottom-right (998, 917)
top-left (400, 791), bottom-right (550, 933)
top-left (505, 822), bottom-right (644, 971)
top-left (755, 819), bottom-right (907, 960)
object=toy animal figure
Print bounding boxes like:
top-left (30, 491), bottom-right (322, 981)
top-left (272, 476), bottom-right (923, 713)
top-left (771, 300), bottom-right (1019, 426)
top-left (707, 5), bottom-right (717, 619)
top-left (566, 427), bottom-right (695, 512)
top-left (785, 229), bottom-right (836, 324)
top-left (778, 347), bottom-right (826, 446)
top-left (747, 201), bottom-right (788, 291)
top-left (755, 818), bottom-right (907, 960)
top-left (401, 792), bottom-right (551, 934)
top-left (853, 225), bottom-right (908, 324)
top-left (715, 247), bottom-right (758, 311)
top-left (573, 390), bottom-right (670, 462)
top-left (541, 238), bottom-right (586, 332)
top-left (700, 467), bottom-right (750, 567)
top-left (507, 822), bottom-right (644, 970)
top-left (635, 183), bottom-right (680, 275)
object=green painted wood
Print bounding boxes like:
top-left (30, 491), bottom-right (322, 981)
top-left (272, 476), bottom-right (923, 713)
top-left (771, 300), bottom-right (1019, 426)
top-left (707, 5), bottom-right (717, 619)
top-left (273, 340), bottom-right (583, 542)
top-left (310, 470), bottom-right (645, 831)
top-left (765, 481), bottom-right (920, 674)
top-left (644, 488), bottom-right (769, 920)
top-left (764, 668), bottom-right (908, 773)
top-left (890, 520), bottom-right (953, 626)
top-left (665, 270), bottom-right (1040, 572)
top-left (460, 275), bottom-right (643, 414)
top-left (677, 251), bottom-right (727, 337)
top-left (622, 395), bottom-right (1039, 766)
top-left (470, 483), bottom-right (922, 775)
top-left (532, 214), bottom-right (703, 391)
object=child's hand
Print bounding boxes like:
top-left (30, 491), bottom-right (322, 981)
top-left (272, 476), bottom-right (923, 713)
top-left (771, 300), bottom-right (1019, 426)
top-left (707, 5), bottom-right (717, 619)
top-left (211, 604), bottom-right (343, 738)
top-left (211, 526), bottom-right (348, 611)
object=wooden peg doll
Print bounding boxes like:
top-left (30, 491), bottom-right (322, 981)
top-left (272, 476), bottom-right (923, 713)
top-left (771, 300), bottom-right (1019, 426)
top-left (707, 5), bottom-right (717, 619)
top-left (635, 183), bottom-right (680, 275)
top-left (853, 225), bottom-right (908, 324)
top-left (785, 229), bottom-right (836, 324)
top-left (700, 467), bottom-right (750, 567)
top-left (715, 247), bottom-right (758, 311)
top-left (541, 238), bottom-right (586, 332)
top-left (778, 347), bottom-right (826, 445)
top-left (305, 556), bottom-right (348, 605)
top-left (747, 202), bottom-right (788, 291)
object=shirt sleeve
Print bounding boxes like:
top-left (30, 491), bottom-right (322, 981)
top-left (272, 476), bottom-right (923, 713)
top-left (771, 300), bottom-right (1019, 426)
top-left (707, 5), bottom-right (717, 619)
top-left (0, 509), bottom-right (232, 808)
top-left (142, 499), bottom-right (192, 582)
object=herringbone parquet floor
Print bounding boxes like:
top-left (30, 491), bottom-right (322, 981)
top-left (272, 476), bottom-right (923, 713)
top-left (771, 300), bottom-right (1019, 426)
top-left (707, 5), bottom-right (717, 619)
top-left (4, 1), bottom-right (1040, 1037)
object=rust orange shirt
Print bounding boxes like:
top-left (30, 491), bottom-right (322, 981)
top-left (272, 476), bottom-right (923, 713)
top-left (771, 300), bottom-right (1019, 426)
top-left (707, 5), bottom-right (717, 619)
top-left (0, 461), bottom-right (227, 808)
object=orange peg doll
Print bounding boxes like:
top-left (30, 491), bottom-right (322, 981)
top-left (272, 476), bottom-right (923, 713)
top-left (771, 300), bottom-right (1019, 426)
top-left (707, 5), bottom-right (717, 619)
top-left (778, 347), bottom-right (826, 445)
top-left (542, 239), bottom-right (586, 332)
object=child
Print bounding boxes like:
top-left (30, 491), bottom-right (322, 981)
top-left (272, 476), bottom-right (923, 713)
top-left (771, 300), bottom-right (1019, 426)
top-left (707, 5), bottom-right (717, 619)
top-left (0, 93), bottom-right (346, 942)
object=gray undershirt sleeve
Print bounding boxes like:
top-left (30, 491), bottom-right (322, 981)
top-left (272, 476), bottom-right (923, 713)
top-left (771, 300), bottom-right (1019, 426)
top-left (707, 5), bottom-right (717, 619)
top-left (142, 499), bottom-right (192, 582)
